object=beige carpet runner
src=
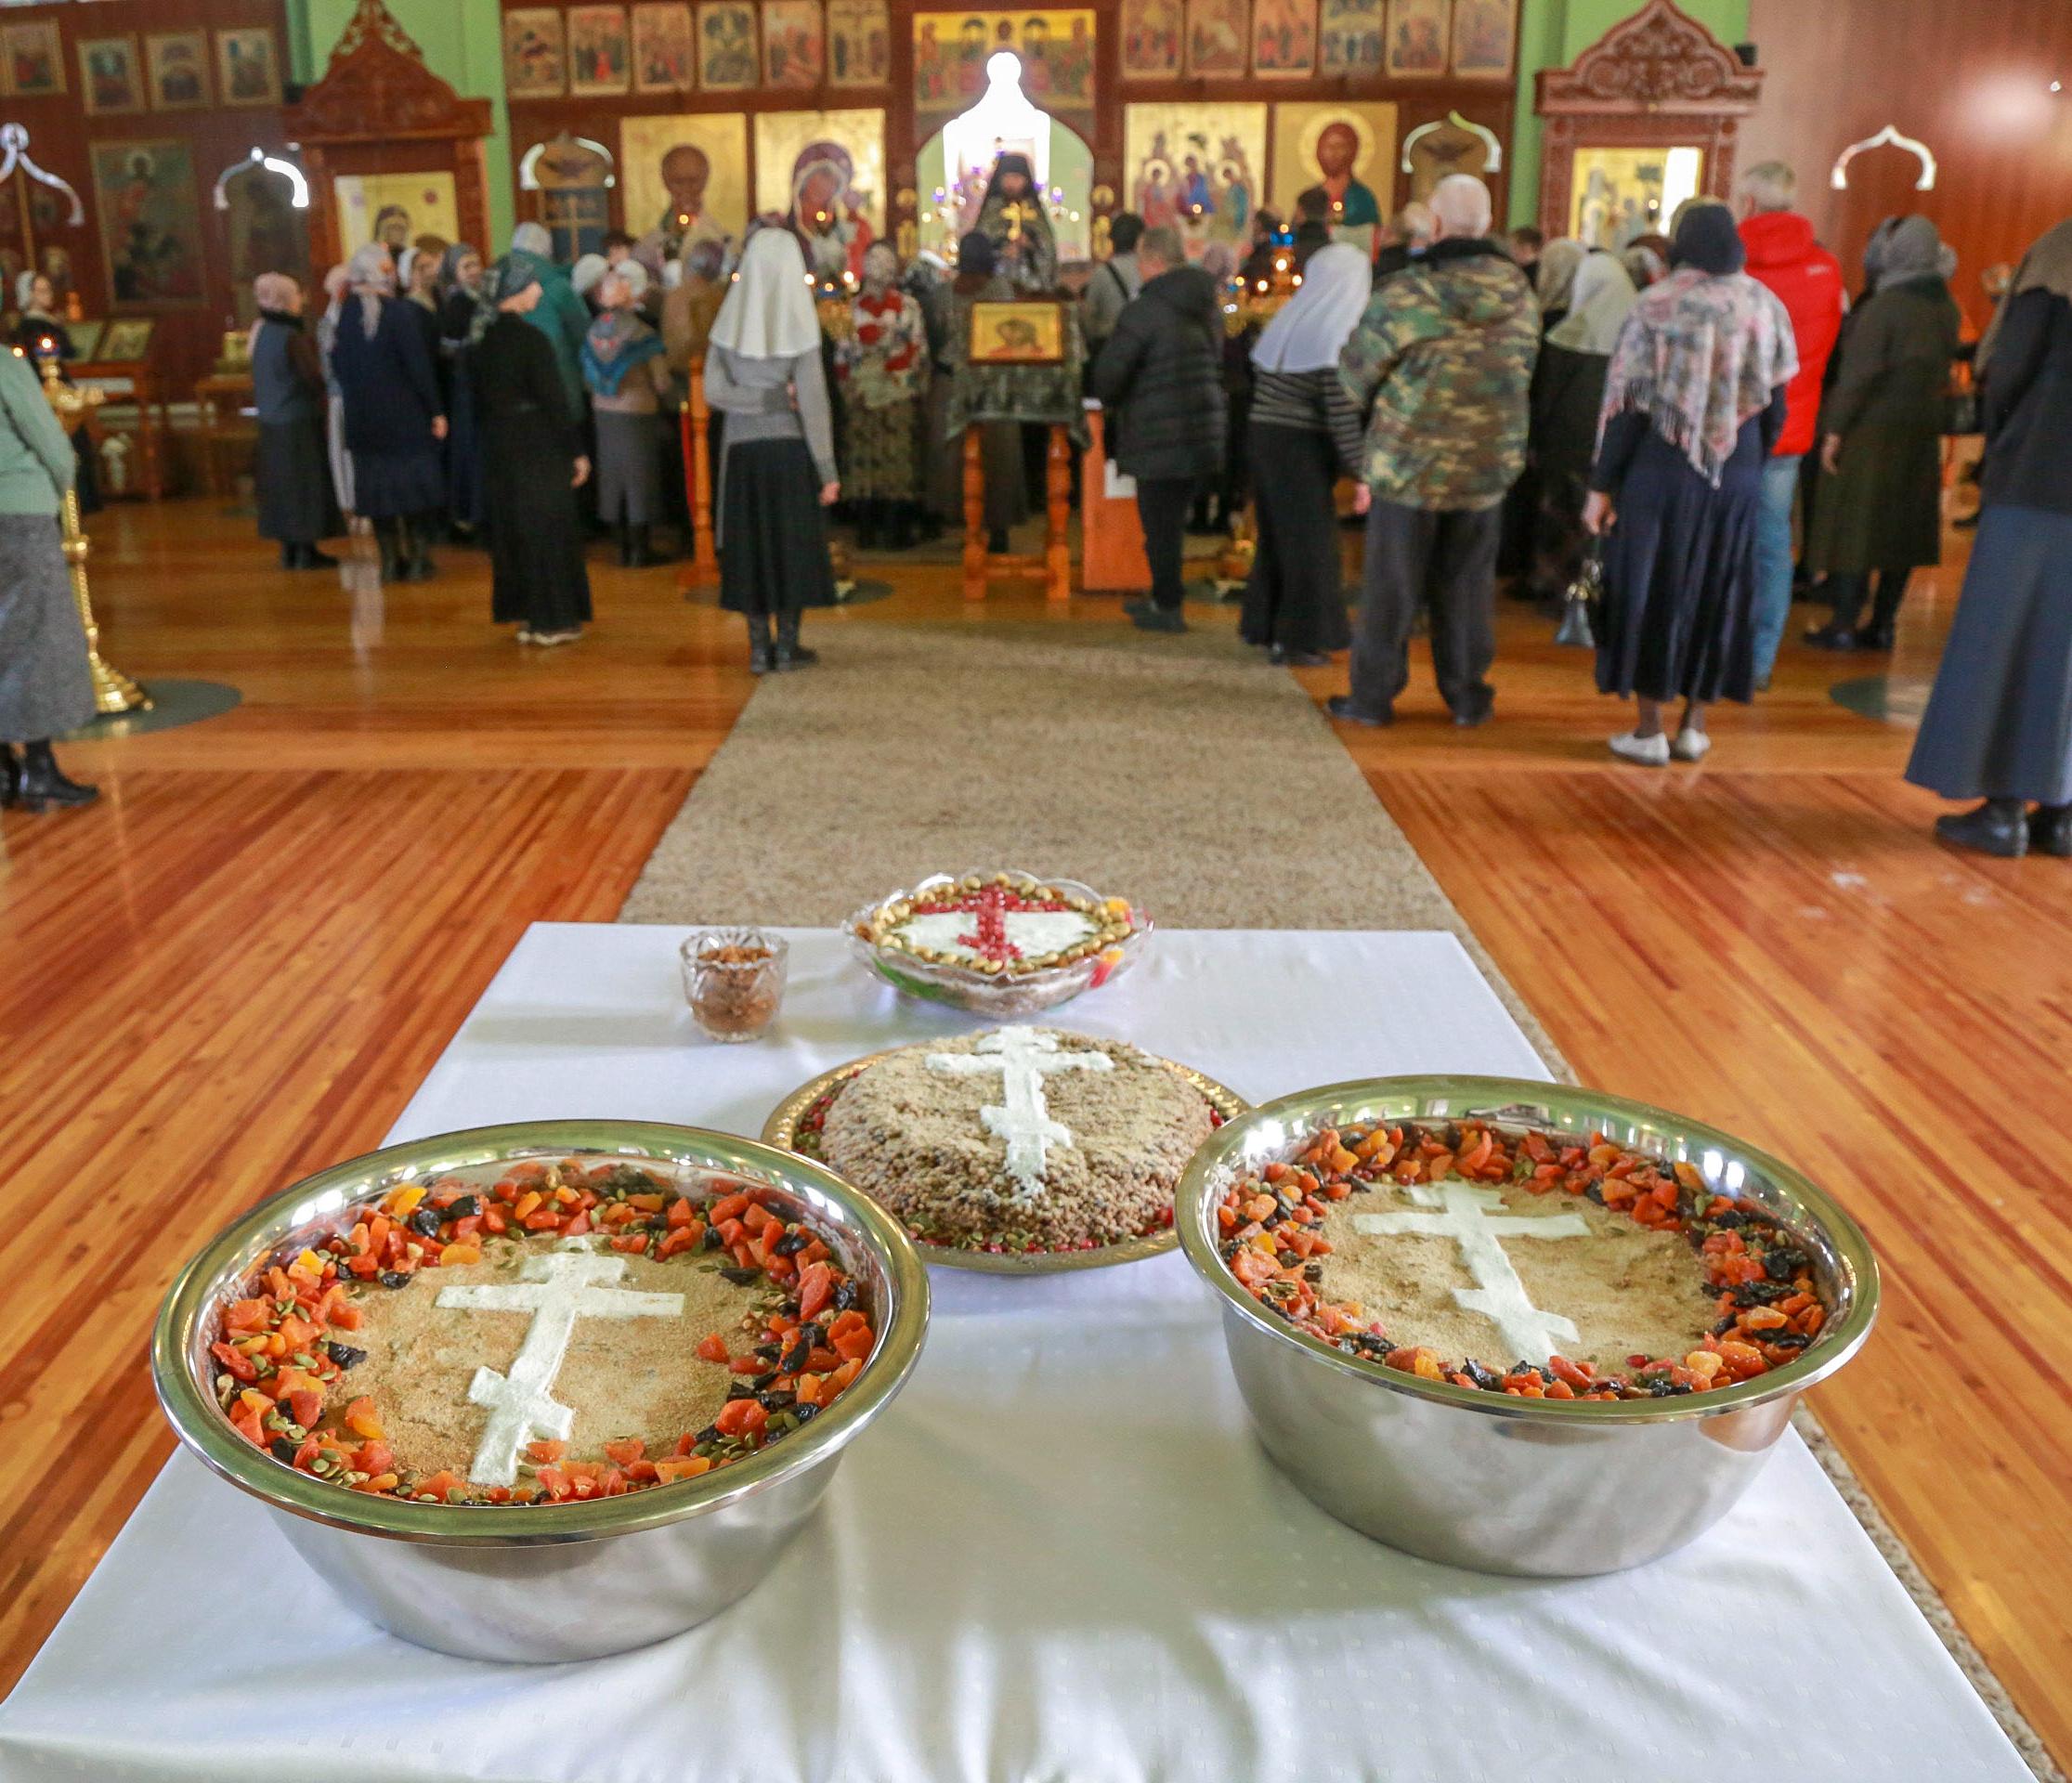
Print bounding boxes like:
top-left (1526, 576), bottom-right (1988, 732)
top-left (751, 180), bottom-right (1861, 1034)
top-left (620, 617), bottom-right (1564, 1062)
top-left (617, 613), bottom-right (2057, 1783)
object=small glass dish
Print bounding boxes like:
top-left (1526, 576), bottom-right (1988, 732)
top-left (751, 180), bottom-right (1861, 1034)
top-left (681, 928), bottom-right (788, 1044)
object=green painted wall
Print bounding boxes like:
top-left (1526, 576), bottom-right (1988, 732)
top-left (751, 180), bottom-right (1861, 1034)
top-left (289, 0), bottom-right (516, 248)
top-left (1506, 0), bottom-right (1750, 225)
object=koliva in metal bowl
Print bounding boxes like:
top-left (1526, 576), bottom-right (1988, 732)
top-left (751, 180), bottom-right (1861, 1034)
top-left (1175, 1077), bottom-right (1879, 1577)
top-left (152, 1121), bottom-right (929, 1661)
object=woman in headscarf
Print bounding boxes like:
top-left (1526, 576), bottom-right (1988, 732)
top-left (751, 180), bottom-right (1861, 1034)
top-left (10, 269), bottom-right (99, 514)
top-left (248, 272), bottom-right (340, 570)
top-left (582, 261), bottom-right (672, 566)
top-left (1802, 215), bottom-right (1962, 651)
top-left (1237, 241), bottom-right (1369, 664)
top-left (1905, 220), bottom-right (2072, 857)
top-left (1622, 233), bottom-right (1671, 292)
top-left (1583, 203), bottom-right (1798, 765)
top-left (1499, 236), bottom-right (1588, 581)
top-left (329, 241), bottom-right (448, 582)
top-left (662, 238), bottom-right (730, 381)
top-left (976, 153), bottom-right (1058, 293)
top-left (1534, 238), bottom-right (1586, 333)
top-left (507, 221), bottom-right (592, 416)
top-left (1529, 250), bottom-right (1637, 605)
top-left (704, 227), bottom-right (840, 673)
top-left (472, 255), bottom-right (593, 645)
top-left (435, 244), bottom-right (486, 538)
top-left (0, 336), bottom-right (97, 812)
top-left (836, 242), bottom-right (930, 550)
top-left (316, 263), bottom-right (356, 519)
top-left (941, 230), bottom-right (1029, 553)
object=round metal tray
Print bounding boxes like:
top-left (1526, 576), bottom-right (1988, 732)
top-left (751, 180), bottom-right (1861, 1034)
top-left (764, 1043), bottom-right (1248, 1275)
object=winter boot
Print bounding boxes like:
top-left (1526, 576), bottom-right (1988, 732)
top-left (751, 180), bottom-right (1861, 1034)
top-left (748, 614), bottom-right (775, 675)
top-left (14, 740), bottom-right (98, 812)
top-left (774, 611), bottom-right (818, 670)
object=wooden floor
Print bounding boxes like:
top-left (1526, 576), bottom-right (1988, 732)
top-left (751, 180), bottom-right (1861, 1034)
top-left (4, 501), bottom-right (2066, 1768)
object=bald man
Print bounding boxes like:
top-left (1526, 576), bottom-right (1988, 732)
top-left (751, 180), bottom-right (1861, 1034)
top-left (1331, 174), bottom-right (1538, 727)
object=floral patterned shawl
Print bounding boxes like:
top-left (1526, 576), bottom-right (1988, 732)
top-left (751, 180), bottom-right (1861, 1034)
top-left (1598, 267), bottom-right (1798, 487)
top-left (839, 287), bottom-right (928, 410)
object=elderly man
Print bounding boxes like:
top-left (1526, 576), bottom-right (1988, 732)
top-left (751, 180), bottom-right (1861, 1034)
top-left (1329, 174), bottom-right (1538, 726)
top-left (1737, 159), bottom-right (1845, 686)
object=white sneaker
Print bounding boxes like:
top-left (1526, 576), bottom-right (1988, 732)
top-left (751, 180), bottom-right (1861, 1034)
top-left (515, 628), bottom-right (538, 644)
top-left (1671, 727), bottom-right (1713, 763)
top-left (532, 628), bottom-right (583, 647)
top-left (1609, 731), bottom-right (1671, 766)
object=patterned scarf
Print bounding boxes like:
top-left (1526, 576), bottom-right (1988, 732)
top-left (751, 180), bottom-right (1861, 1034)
top-left (581, 306), bottom-right (664, 396)
top-left (1598, 267), bottom-right (1798, 487)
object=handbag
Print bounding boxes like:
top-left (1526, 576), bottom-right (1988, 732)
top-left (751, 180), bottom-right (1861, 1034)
top-left (1554, 543), bottom-right (1601, 649)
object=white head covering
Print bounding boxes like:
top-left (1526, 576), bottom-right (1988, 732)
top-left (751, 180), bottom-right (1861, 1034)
top-left (1547, 251), bottom-right (1637, 356)
top-left (603, 259), bottom-right (650, 302)
top-left (1536, 238), bottom-right (1586, 315)
top-left (14, 269), bottom-right (35, 310)
top-left (572, 253), bottom-right (610, 297)
top-left (346, 241), bottom-right (395, 338)
top-left (1251, 241), bottom-right (1372, 375)
top-left (709, 228), bottom-right (821, 359)
top-left (511, 220), bottom-right (553, 258)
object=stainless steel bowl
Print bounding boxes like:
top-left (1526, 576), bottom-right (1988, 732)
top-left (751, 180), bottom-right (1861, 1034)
top-left (152, 1121), bottom-right (930, 1661)
top-left (1176, 1077), bottom-right (1880, 1577)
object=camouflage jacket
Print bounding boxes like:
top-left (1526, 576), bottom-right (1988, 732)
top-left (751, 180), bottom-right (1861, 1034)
top-left (1337, 240), bottom-right (1539, 512)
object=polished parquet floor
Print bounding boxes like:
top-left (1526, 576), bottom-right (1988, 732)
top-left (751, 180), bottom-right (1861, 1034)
top-left (3, 501), bottom-right (2066, 1766)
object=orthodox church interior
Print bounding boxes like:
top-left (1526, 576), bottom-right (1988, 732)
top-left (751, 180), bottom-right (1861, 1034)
top-left (0, 0), bottom-right (2068, 1777)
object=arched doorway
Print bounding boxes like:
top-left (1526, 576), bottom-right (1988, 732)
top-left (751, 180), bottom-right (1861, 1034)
top-left (213, 150), bottom-right (311, 321)
top-left (915, 51), bottom-right (1091, 263)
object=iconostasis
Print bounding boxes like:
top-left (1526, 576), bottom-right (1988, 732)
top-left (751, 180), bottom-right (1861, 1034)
top-left (0, 0), bottom-right (300, 397)
top-left (499, 0), bottom-right (1520, 271)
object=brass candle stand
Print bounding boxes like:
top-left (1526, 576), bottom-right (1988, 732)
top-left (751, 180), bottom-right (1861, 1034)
top-left (33, 350), bottom-right (149, 715)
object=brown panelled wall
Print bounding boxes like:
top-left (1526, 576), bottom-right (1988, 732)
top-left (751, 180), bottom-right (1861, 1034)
top-left (1744, 0), bottom-right (2072, 330)
top-left (0, 1), bottom-right (298, 397)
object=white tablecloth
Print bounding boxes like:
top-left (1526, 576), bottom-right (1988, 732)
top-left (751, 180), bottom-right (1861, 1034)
top-left (0, 929), bottom-right (2026, 1782)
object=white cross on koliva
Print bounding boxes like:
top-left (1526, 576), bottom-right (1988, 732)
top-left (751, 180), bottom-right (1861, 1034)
top-left (1354, 1180), bottom-right (1589, 1366)
top-left (435, 1238), bottom-right (684, 1487)
top-left (925, 1029), bottom-right (1114, 1198)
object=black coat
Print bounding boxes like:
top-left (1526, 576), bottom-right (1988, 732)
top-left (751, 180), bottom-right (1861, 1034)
top-left (331, 293), bottom-right (443, 456)
top-left (1807, 274), bottom-right (1961, 575)
top-left (1529, 341), bottom-right (1610, 487)
top-left (474, 314), bottom-right (590, 631)
top-left (1089, 266), bottom-right (1228, 482)
top-left (1978, 287), bottom-right (2072, 518)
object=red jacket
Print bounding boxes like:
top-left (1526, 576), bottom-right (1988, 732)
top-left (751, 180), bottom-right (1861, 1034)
top-left (1739, 210), bottom-right (1847, 458)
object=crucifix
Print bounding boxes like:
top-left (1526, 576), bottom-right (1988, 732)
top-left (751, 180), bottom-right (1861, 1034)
top-left (436, 1238), bottom-right (684, 1486)
top-left (925, 1029), bottom-right (1114, 1198)
top-left (1354, 1182), bottom-right (1590, 1366)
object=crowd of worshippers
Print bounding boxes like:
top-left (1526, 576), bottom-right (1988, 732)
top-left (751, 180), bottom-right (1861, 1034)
top-left (1083, 163), bottom-right (2070, 855)
top-left (219, 151), bottom-right (2070, 852)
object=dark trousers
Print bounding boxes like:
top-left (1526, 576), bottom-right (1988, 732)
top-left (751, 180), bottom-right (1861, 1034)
top-left (1350, 499), bottom-right (1502, 720)
top-left (1135, 475), bottom-right (1197, 611)
top-left (1826, 568), bottom-right (1909, 632)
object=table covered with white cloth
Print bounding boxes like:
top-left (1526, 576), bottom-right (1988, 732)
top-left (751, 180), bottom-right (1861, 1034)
top-left (0, 927), bottom-right (2029, 1782)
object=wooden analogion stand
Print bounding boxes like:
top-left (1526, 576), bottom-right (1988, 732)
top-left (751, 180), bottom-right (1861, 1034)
top-left (961, 422), bottom-right (1072, 604)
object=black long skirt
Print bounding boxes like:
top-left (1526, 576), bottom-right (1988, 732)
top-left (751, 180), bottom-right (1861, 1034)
top-left (255, 418), bottom-right (341, 544)
top-left (719, 436), bottom-right (837, 617)
top-left (1906, 504), bottom-right (2072, 806)
top-left (1238, 424), bottom-right (1351, 656)
top-left (485, 414), bottom-right (591, 631)
top-left (1596, 425), bottom-right (1763, 704)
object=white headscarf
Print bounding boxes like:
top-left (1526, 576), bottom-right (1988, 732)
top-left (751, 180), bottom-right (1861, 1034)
top-left (572, 253), bottom-right (610, 298)
top-left (1536, 238), bottom-right (1586, 316)
top-left (1251, 242), bottom-right (1371, 375)
top-left (347, 241), bottom-right (395, 339)
top-left (1547, 251), bottom-right (1637, 356)
top-left (511, 221), bottom-right (553, 258)
top-left (709, 228), bottom-right (821, 359)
